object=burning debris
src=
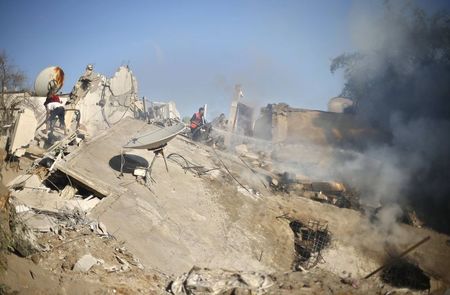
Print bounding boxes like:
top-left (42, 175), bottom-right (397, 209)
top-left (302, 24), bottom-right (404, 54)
top-left (380, 258), bottom-right (430, 291)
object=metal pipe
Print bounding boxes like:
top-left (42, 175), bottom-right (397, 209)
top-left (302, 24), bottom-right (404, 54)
top-left (364, 236), bottom-right (431, 279)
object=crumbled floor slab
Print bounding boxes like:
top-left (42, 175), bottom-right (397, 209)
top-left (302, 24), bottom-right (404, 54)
top-left (10, 188), bottom-right (101, 214)
top-left (47, 117), bottom-right (450, 289)
top-left (54, 118), bottom-right (294, 274)
top-left (2, 113), bottom-right (450, 295)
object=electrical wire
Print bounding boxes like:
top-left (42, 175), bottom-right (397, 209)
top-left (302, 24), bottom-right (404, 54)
top-left (166, 152), bottom-right (219, 176)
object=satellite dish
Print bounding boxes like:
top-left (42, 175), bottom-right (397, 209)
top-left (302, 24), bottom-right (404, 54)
top-left (124, 123), bottom-right (185, 150)
top-left (34, 66), bottom-right (65, 96)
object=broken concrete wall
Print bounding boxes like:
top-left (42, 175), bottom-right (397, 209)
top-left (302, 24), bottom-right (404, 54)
top-left (75, 66), bottom-right (141, 136)
top-left (254, 103), bottom-right (380, 147)
top-left (235, 102), bottom-right (254, 136)
top-left (148, 101), bottom-right (181, 122)
top-left (8, 108), bottom-right (37, 156)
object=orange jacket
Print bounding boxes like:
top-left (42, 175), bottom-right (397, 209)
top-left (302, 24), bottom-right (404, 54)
top-left (190, 112), bottom-right (203, 129)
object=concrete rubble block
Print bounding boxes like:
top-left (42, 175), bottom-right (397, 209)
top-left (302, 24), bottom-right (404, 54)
top-left (15, 204), bottom-right (31, 213)
top-left (104, 265), bottom-right (120, 273)
top-left (20, 212), bottom-right (58, 233)
top-left (72, 254), bottom-right (99, 273)
top-left (234, 144), bottom-right (248, 155)
top-left (11, 189), bottom-right (68, 213)
top-left (271, 178), bottom-right (279, 187)
top-left (312, 191), bottom-right (329, 203)
top-left (89, 221), bottom-right (108, 236)
top-left (25, 145), bottom-right (46, 157)
top-left (9, 108), bottom-right (38, 156)
top-left (10, 212), bottom-right (43, 256)
top-left (242, 152), bottom-right (260, 161)
top-left (170, 266), bottom-right (274, 295)
top-left (60, 185), bottom-right (77, 200)
top-left (311, 181), bottom-right (345, 193)
top-left (116, 255), bottom-right (130, 271)
top-left (7, 174), bottom-right (43, 190)
top-left (302, 191), bottom-right (317, 199)
top-left (67, 195), bottom-right (100, 212)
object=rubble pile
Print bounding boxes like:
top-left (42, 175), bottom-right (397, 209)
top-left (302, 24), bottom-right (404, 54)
top-left (1, 64), bottom-right (449, 295)
top-left (169, 266), bottom-right (274, 295)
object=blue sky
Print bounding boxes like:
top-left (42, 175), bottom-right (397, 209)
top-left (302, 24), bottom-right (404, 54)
top-left (1, 0), bottom-right (448, 119)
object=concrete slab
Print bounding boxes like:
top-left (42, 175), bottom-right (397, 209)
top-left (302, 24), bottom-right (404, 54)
top-left (9, 108), bottom-right (38, 156)
top-left (11, 189), bottom-right (101, 213)
top-left (55, 118), bottom-right (293, 275)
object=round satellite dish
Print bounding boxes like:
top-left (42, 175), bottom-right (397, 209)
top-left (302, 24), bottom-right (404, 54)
top-left (124, 123), bottom-right (186, 150)
top-left (34, 66), bottom-right (65, 96)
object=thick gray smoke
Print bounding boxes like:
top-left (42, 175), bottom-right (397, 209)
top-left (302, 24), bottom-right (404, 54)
top-left (331, 1), bottom-right (450, 233)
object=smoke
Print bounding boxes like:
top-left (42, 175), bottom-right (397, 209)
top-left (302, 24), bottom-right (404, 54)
top-left (330, 1), bottom-right (450, 233)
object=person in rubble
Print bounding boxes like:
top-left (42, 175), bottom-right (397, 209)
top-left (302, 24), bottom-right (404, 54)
top-left (190, 107), bottom-right (206, 141)
top-left (44, 90), bottom-right (66, 135)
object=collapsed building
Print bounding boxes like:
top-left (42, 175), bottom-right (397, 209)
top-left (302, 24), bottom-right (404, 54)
top-left (1, 67), bottom-right (449, 295)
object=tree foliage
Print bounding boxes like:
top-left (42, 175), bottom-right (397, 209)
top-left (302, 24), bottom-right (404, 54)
top-left (331, 2), bottom-right (450, 126)
top-left (0, 50), bottom-right (27, 128)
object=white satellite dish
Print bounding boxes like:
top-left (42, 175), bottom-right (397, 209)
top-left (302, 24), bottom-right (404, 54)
top-left (34, 66), bottom-right (65, 96)
top-left (123, 123), bottom-right (185, 150)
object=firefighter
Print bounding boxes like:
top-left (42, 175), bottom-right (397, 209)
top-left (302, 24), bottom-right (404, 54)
top-left (190, 107), bottom-right (205, 141)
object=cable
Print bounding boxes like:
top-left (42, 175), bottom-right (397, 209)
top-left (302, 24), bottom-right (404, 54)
top-left (166, 152), bottom-right (219, 176)
top-left (211, 147), bottom-right (252, 194)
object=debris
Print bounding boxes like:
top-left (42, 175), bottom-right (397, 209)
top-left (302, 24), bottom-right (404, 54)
top-left (147, 101), bottom-right (181, 125)
top-left (19, 212), bottom-right (58, 233)
top-left (169, 266), bottom-right (274, 295)
top-left (380, 258), bottom-right (430, 290)
top-left (104, 265), bottom-right (120, 273)
top-left (237, 185), bottom-right (261, 200)
top-left (238, 156), bottom-right (268, 189)
top-left (7, 174), bottom-right (44, 190)
top-left (234, 144), bottom-right (248, 155)
top-left (60, 185), bottom-right (77, 200)
top-left (311, 181), bottom-right (345, 194)
top-left (10, 188), bottom-right (100, 214)
top-left (116, 255), bottom-right (130, 271)
top-left (270, 172), bottom-right (296, 193)
top-left (312, 191), bottom-right (328, 203)
top-left (15, 204), bottom-right (30, 213)
top-left (72, 254), bottom-right (98, 273)
top-left (68, 195), bottom-right (100, 212)
top-left (8, 108), bottom-right (38, 157)
top-left (340, 274), bottom-right (359, 289)
top-left (401, 208), bottom-right (424, 228)
top-left (133, 167), bottom-right (147, 177)
top-left (271, 177), bottom-right (279, 187)
top-left (212, 147), bottom-right (252, 195)
top-left (289, 219), bottom-right (331, 270)
top-left (364, 236), bottom-right (431, 279)
top-left (89, 221), bottom-right (108, 236)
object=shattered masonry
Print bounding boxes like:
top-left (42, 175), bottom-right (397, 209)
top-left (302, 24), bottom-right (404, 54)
top-left (1, 65), bottom-right (449, 295)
